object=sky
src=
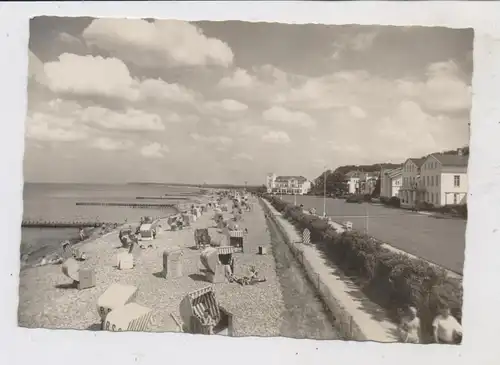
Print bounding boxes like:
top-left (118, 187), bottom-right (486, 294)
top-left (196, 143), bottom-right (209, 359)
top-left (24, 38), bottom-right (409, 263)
top-left (25, 17), bottom-right (473, 185)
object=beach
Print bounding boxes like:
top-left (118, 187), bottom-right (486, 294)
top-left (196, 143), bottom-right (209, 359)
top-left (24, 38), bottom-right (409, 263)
top-left (18, 194), bottom-right (286, 336)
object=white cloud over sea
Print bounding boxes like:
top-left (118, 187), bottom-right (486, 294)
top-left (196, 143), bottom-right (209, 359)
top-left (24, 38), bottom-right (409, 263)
top-left (26, 19), bottom-right (472, 184)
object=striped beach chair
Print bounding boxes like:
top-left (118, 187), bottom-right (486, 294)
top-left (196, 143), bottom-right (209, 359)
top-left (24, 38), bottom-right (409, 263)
top-left (228, 230), bottom-right (245, 253)
top-left (179, 286), bottom-right (227, 335)
top-left (103, 303), bottom-right (153, 332)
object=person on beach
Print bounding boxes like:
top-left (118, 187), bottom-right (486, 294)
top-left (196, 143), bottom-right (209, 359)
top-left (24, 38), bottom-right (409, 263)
top-left (399, 306), bottom-right (421, 343)
top-left (201, 309), bottom-right (216, 335)
top-left (432, 304), bottom-right (462, 344)
top-left (79, 228), bottom-right (85, 241)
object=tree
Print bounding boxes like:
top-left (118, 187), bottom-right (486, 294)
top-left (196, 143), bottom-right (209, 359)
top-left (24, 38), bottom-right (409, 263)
top-left (312, 170), bottom-right (348, 196)
top-left (371, 177), bottom-right (381, 198)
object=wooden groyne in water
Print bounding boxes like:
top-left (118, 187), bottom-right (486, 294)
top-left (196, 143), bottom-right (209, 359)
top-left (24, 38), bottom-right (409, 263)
top-left (135, 196), bottom-right (190, 200)
top-left (22, 220), bottom-right (121, 228)
top-left (75, 202), bottom-right (177, 209)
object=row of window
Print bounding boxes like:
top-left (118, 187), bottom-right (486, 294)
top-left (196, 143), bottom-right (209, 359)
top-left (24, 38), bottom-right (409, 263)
top-left (422, 161), bottom-right (438, 170)
top-left (402, 175), bottom-right (461, 188)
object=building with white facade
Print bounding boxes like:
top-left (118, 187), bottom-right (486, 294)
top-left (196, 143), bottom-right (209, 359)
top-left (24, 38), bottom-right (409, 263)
top-left (419, 152), bottom-right (468, 206)
top-left (399, 157), bottom-right (426, 207)
top-left (359, 172), bottom-right (380, 195)
top-left (380, 167), bottom-right (402, 198)
top-left (345, 171), bottom-right (362, 194)
top-left (266, 173), bottom-right (312, 195)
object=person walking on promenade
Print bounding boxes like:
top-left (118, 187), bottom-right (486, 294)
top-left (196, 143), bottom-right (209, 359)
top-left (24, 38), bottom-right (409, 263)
top-left (432, 304), bottom-right (462, 344)
top-left (399, 306), bottom-right (421, 343)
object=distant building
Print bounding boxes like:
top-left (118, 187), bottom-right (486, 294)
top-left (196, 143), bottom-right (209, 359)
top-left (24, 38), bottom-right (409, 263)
top-left (419, 150), bottom-right (468, 206)
top-left (380, 167), bottom-right (402, 198)
top-left (345, 170), bottom-right (362, 194)
top-left (359, 172), bottom-right (380, 195)
top-left (345, 170), bottom-right (378, 195)
top-left (266, 173), bottom-right (312, 195)
top-left (399, 157), bottom-right (426, 207)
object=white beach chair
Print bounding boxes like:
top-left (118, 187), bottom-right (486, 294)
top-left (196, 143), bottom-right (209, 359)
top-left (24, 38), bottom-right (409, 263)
top-left (97, 283), bottom-right (138, 324)
top-left (103, 303), bottom-right (153, 332)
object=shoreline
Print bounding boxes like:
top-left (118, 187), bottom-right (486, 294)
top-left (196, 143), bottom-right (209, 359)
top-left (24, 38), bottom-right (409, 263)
top-left (20, 201), bottom-right (187, 271)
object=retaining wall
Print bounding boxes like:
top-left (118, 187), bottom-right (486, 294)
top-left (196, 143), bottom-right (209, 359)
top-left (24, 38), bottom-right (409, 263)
top-left (260, 197), bottom-right (398, 342)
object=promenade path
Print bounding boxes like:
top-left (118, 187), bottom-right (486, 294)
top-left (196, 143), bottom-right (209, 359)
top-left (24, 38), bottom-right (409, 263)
top-left (282, 195), bottom-right (466, 274)
top-left (262, 198), bottom-right (399, 342)
top-left (18, 197), bottom-right (286, 336)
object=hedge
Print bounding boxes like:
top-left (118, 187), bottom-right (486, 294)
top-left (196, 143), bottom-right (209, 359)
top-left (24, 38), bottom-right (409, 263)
top-left (264, 194), bottom-right (463, 343)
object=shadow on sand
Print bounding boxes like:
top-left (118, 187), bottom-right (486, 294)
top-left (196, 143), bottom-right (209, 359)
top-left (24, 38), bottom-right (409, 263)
top-left (55, 282), bottom-right (78, 290)
top-left (188, 273), bottom-right (210, 283)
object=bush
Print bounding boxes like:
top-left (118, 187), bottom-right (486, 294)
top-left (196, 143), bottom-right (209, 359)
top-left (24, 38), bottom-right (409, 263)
top-left (346, 195), bottom-right (364, 203)
top-left (263, 194), bottom-right (462, 343)
top-left (388, 196), bottom-right (401, 208)
top-left (417, 201), bottom-right (435, 211)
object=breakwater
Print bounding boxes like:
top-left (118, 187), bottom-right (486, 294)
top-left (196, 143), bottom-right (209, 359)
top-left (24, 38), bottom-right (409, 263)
top-left (22, 220), bottom-right (121, 228)
top-left (75, 202), bottom-right (177, 208)
top-left (135, 196), bottom-right (190, 200)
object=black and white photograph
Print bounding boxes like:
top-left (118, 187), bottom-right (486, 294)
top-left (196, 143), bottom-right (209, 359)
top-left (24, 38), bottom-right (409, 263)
top-left (20, 16), bottom-right (471, 344)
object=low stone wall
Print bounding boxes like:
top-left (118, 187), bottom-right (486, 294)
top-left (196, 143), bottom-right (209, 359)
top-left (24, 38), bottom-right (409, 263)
top-left (260, 197), bottom-right (395, 342)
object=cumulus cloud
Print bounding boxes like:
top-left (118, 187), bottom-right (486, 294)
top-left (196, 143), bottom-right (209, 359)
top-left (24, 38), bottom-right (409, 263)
top-left (90, 137), bottom-right (134, 151)
top-left (138, 79), bottom-right (197, 104)
top-left (26, 112), bottom-right (87, 142)
top-left (42, 53), bottom-right (197, 103)
top-left (272, 61), bottom-right (471, 115)
top-left (262, 106), bottom-right (316, 128)
top-left (80, 107), bottom-right (165, 131)
top-left (204, 99), bottom-right (248, 113)
top-left (140, 142), bottom-right (170, 158)
top-left (190, 133), bottom-right (233, 146)
top-left (83, 19), bottom-right (234, 68)
top-left (261, 130), bottom-right (291, 144)
top-left (233, 153), bottom-right (254, 161)
top-left (397, 60), bottom-right (472, 112)
top-left (218, 68), bottom-right (256, 88)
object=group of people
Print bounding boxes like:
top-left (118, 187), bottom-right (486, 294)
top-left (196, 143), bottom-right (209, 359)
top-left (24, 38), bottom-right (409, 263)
top-left (399, 304), bottom-right (462, 344)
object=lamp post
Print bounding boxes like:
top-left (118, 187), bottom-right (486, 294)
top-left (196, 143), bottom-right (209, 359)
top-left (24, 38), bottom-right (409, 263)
top-left (323, 167), bottom-right (327, 217)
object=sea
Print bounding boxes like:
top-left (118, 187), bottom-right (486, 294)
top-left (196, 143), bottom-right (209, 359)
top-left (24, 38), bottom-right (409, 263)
top-left (21, 183), bottom-right (204, 268)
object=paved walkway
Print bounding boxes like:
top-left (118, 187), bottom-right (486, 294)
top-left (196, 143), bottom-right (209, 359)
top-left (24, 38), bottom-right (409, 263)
top-left (282, 195), bottom-right (466, 274)
top-left (262, 199), bottom-right (399, 342)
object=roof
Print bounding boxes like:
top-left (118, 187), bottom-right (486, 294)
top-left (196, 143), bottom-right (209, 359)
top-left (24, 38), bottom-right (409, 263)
top-left (386, 167), bottom-right (403, 178)
top-left (430, 154), bottom-right (469, 167)
top-left (405, 158), bottom-right (426, 168)
top-left (275, 175), bottom-right (308, 182)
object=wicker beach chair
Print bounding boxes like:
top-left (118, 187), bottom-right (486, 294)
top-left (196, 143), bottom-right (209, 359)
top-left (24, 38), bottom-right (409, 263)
top-left (179, 286), bottom-right (233, 335)
top-left (194, 228), bottom-right (211, 249)
top-left (199, 246), bottom-right (236, 283)
top-left (228, 230), bottom-right (245, 253)
top-left (163, 246), bottom-right (183, 279)
top-left (103, 303), bottom-right (153, 332)
top-left (97, 284), bottom-right (138, 325)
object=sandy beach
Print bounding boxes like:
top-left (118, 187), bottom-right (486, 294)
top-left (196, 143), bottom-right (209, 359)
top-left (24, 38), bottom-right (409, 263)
top-left (18, 195), bottom-right (285, 337)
